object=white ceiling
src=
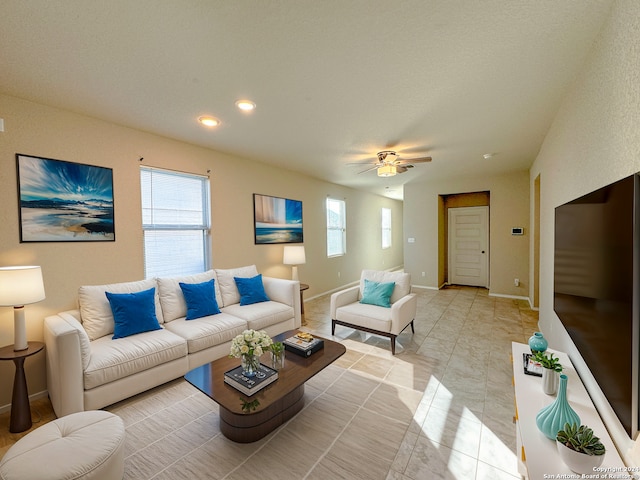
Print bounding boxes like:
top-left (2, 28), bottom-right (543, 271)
top-left (0, 0), bottom-right (613, 199)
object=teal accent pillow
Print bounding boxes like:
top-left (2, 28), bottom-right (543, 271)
top-left (234, 274), bottom-right (270, 306)
top-left (106, 287), bottom-right (162, 339)
top-left (179, 279), bottom-right (221, 320)
top-left (360, 279), bottom-right (396, 308)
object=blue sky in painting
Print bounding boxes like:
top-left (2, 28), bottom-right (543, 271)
top-left (19, 156), bottom-right (113, 202)
top-left (285, 199), bottom-right (302, 225)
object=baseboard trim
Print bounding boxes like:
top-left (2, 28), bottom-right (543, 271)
top-left (0, 389), bottom-right (48, 415)
top-left (411, 284), bottom-right (439, 291)
top-left (488, 292), bottom-right (531, 301)
top-left (305, 281), bottom-right (359, 302)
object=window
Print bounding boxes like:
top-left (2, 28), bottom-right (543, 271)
top-left (382, 207), bottom-right (392, 249)
top-left (141, 167), bottom-right (210, 278)
top-left (326, 198), bottom-right (346, 257)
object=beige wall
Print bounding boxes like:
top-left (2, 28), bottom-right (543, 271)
top-left (403, 170), bottom-right (530, 297)
top-left (0, 94), bottom-right (403, 407)
top-left (530, 0), bottom-right (639, 454)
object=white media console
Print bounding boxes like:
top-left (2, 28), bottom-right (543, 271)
top-left (512, 342), bottom-right (629, 479)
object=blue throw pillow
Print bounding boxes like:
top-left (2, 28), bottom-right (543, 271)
top-left (179, 279), bottom-right (221, 320)
top-left (106, 287), bottom-right (162, 339)
top-left (234, 274), bottom-right (270, 306)
top-left (360, 279), bottom-right (395, 308)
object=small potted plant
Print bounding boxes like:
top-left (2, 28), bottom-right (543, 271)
top-left (270, 341), bottom-right (285, 370)
top-left (556, 423), bottom-right (606, 473)
top-left (534, 351), bottom-right (562, 395)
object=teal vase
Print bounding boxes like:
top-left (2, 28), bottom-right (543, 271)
top-left (536, 374), bottom-right (580, 440)
top-left (529, 332), bottom-right (548, 353)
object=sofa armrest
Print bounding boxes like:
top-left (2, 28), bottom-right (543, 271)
top-left (330, 286), bottom-right (360, 318)
top-left (390, 293), bottom-right (418, 335)
top-left (262, 276), bottom-right (302, 328)
top-left (44, 310), bottom-right (90, 417)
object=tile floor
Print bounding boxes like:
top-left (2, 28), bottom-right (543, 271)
top-left (303, 285), bottom-right (537, 479)
top-left (0, 285), bottom-right (537, 479)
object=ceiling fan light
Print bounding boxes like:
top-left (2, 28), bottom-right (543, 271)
top-left (377, 165), bottom-right (397, 177)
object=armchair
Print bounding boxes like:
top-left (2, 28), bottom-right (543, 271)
top-left (330, 270), bottom-right (417, 354)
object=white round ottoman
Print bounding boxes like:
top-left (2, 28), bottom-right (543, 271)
top-left (0, 410), bottom-right (125, 480)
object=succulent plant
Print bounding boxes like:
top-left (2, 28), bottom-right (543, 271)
top-left (534, 351), bottom-right (563, 372)
top-left (556, 423), bottom-right (606, 456)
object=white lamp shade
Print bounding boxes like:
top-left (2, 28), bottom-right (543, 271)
top-left (283, 246), bottom-right (306, 265)
top-left (0, 266), bottom-right (46, 306)
top-left (377, 164), bottom-right (397, 177)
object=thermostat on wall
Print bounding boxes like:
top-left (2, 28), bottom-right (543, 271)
top-left (511, 227), bottom-right (524, 235)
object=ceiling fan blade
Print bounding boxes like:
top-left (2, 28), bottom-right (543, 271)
top-left (396, 156), bottom-right (432, 165)
top-left (358, 165), bottom-right (380, 174)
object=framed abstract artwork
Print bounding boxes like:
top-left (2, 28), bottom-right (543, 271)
top-left (16, 154), bottom-right (115, 242)
top-left (253, 193), bottom-right (303, 244)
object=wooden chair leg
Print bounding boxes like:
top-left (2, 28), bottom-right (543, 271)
top-left (331, 320), bottom-right (336, 335)
top-left (410, 320), bottom-right (415, 334)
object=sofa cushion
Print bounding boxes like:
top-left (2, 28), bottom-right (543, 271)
top-left (156, 270), bottom-right (222, 322)
top-left (360, 279), bottom-right (395, 308)
top-left (84, 328), bottom-right (187, 390)
top-left (215, 265), bottom-right (258, 307)
top-left (334, 303), bottom-right (393, 333)
top-left (360, 270), bottom-right (411, 304)
top-left (163, 313), bottom-right (247, 354)
top-left (234, 274), bottom-right (270, 305)
top-left (179, 279), bottom-right (221, 319)
top-left (106, 288), bottom-right (163, 339)
top-left (79, 279), bottom-right (164, 341)
top-left (222, 301), bottom-right (294, 331)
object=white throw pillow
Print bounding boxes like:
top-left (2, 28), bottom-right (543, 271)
top-left (78, 278), bottom-right (163, 341)
top-left (156, 270), bottom-right (221, 322)
top-left (215, 265), bottom-right (259, 307)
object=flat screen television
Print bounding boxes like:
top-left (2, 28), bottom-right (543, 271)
top-left (554, 173), bottom-right (639, 438)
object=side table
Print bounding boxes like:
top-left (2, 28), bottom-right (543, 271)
top-left (0, 341), bottom-right (45, 433)
top-left (299, 283), bottom-right (309, 315)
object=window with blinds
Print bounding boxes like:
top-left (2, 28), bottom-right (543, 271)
top-left (140, 167), bottom-right (210, 278)
top-left (326, 198), bottom-right (346, 257)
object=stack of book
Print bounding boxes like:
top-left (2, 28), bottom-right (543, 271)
top-left (224, 364), bottom-right (278, 396)
top-left (284, 333), bottom-right (324, 357)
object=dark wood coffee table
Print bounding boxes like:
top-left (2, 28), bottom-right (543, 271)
top-left (185, 330), bottom-right (345, 443)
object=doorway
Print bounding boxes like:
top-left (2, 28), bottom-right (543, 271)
top-left (533, 174), bottom-right (541, 309)
top-left (448, 206), bottom-right (489, 287)
top-left (439, 191), bottom-right (490, 288)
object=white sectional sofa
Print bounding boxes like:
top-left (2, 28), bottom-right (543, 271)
top-left (44, 265), bottom-right (301, 418)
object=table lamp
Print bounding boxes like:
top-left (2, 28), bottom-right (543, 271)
top-left (0, 266), bottom-right (46, 351)
top-left (283, 246), bottom-right (306, 281)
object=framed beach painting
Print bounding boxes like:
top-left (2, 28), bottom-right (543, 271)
top-left (16, 154), bottom-right (115, 242)
top-left (253, 194), bottom-right (303, 244)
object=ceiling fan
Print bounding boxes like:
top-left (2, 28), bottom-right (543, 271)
top-left (354, 150), bottom-right (432, 177)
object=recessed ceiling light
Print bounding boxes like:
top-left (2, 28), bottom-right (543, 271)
top-left (235, 100), bottom-right (256, 112)
top-left (483, 153), bottom-right (495, 159)
top-left (198, 116), bottom-right (221, 127)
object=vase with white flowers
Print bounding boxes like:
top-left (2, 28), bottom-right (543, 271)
top-left (229, 329), bottom-right (273, 377)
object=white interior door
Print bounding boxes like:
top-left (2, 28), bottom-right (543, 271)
top-left (448, 206), bottom-right (489, 287)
